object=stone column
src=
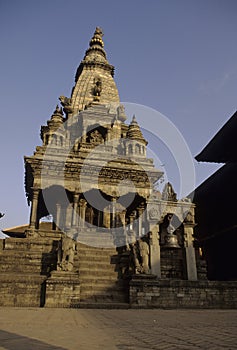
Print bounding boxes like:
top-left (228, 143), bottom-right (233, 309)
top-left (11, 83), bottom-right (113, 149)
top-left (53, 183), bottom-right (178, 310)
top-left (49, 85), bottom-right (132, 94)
top-left (137, 206), bottom-right (144, 238)
top-left (129, 211), bottom-right (136, 231)
top-left (29, 187), bottom-right (40, 230)
top-left (183, 223), bottom-right (198, 281)
top-left (55, 203), bottom-right (61, 231)
top-left (111, 197), bottom-right (117, 228)
top-left (79, 199), bottom-right (87, 228)
top-left (82, 126), bottom-right (87, 143)
top-left (65, 205), bottom-right (73, 229)
top-left (149, 224), bottom-right (161, 278)
top-left (72, 193), bottom-right (79, 227)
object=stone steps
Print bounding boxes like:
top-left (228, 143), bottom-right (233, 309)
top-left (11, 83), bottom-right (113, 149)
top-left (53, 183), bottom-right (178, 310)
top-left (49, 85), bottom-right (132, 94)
top-left (78, 302), bottom-right (129, 309)
top-left (3, 237), bottom-right (59, 252)
top-left (80, 280), bottom-right (123, 290)
top-left (79, 268), bottom-right (117, 278)
top-left (79, 291), bottom-right (128, 303)
top-left (78, 261), bottom-right (117, 270)
top-left (0, 249), bottom-right (55, 274)
top-left (77, 243), bottom-right (128, 304)
top-left (79, 275), bottom-right (118, 283)
top-left (78, 255), bottom-right (115, 263)
top-left (77, 244), bottom-right (116, 253)
top-left (75, 233), bottom-right (115, 248)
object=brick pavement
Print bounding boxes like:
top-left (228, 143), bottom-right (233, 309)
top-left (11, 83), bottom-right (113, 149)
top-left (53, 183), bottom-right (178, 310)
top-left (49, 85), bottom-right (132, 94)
top-left (0, 308), bottom-right (237, 349)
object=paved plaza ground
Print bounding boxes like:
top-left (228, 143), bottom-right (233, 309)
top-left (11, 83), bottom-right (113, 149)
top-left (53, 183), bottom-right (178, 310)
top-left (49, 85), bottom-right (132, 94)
top-left (0, 308), bottom-right (237, 349)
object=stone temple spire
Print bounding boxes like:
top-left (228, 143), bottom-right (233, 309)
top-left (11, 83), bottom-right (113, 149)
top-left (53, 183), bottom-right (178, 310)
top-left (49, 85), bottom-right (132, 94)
top-left (67, 27), bottom-right (120, 114)
top-left (86, 27), bottom-right (106, 58)
top-left (127, 115), bottom-right (148, 145)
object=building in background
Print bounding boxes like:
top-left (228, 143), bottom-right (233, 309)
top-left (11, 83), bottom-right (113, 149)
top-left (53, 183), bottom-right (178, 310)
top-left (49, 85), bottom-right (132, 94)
top-left (194, 111), bottom-right (237, 280)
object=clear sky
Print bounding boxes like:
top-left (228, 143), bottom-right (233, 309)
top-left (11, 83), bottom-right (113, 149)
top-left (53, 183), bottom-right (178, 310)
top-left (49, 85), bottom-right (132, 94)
top-left (0, 0), bottom-right (237, 231)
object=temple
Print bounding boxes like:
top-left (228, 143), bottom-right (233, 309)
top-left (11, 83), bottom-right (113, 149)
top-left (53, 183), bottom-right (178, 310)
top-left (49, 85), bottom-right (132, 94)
top-left (1, 28), bottom-right (236, 308)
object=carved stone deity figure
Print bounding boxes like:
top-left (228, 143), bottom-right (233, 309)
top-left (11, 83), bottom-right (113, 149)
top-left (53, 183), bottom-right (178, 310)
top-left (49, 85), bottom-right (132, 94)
top-left (130, 235), bottom-right (150, 274)
top-left (57, 236), bottom-right (76, 272)
top-left (138, 236), bottom-right (150, 274)
top-left (130, 239), bottom-right (141, 274)
top-left (93, 77), bottom-right (102, 101)
top-left (89, 129), bottom-right (103, 144)
top-left (162, 182), bottom-right (177, 201)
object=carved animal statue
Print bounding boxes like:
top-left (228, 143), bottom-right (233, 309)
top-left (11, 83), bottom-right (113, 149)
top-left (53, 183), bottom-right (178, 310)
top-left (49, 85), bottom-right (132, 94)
top-left (59, 95), bottom-right (72, 106)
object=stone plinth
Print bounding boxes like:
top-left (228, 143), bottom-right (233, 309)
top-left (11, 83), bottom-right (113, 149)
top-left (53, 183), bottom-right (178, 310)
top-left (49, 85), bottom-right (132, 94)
top-left (45, 271), bottom-right (80, 308)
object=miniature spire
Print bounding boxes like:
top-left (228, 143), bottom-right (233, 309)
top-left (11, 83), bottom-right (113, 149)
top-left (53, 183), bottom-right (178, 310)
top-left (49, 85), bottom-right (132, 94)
top-left (84, 27), bottom-right (107, 60)
top-left (132, 115), bottom-right (137, 123)
top-left (127, 115), bottom-right (148, 145)
top-left (53, 105), bottom-right (63, 116)
top-left (49, 105), bottom-right (64, 125)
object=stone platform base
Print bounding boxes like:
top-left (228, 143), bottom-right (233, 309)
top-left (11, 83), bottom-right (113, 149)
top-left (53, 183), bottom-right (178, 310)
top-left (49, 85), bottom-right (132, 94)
top-left (45, 271), bottom-right (80, 308)
top-left (129, 275), bottom-right (237, 309)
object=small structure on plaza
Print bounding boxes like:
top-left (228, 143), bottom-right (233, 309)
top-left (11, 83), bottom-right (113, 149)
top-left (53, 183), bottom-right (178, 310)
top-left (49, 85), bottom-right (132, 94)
top-left (1, 28), bottom-right (236, 308)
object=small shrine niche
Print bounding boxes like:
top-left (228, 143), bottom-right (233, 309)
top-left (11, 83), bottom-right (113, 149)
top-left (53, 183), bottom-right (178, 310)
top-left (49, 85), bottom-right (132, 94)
top-left (86, 127), bottom-right (106, 145)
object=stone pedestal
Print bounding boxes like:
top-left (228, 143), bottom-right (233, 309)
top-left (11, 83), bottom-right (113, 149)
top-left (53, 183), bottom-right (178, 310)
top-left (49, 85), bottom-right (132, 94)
top-left (45, 271), bottom-right (80, 308)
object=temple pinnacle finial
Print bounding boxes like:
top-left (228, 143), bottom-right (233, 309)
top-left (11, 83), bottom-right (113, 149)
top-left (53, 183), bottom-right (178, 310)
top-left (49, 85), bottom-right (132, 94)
top-left (90, 27), bottom-right (104, 48)
top-left (132, 115), bottom-right (137, 123)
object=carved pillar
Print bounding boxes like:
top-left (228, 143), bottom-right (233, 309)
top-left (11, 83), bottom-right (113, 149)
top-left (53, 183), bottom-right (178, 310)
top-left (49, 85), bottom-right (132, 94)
top-left (149, 224), bottom-right (161, 278)
top-left (183, 223), bottom-right (198, 281)
top-left (137, 206), bottom-right (144, 238)
top-left (82, 126), bottom-right (87, 143)
top-left (29, 187), bottom-right (40, 230)
top-left (111, 197), bottom-right (117, 228)
top-left (55, 203), bottom-right (61, 231)
top-left (129, 211), bottom-right (136, 231)
top-left (65, 205), bottom-right (73, 229)
top-left (72, 192), bottom-right (79, 227)
top-left (79, 199), bottom-right (87, 228)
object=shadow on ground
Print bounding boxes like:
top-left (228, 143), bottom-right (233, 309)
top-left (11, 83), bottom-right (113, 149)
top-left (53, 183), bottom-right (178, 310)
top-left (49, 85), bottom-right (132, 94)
top-left (0, 329), bottom-right (67, 350)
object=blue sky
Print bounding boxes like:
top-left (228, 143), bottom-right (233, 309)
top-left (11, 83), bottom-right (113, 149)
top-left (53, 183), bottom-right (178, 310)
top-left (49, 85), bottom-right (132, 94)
top-left (0, 0), bottom-right (237, 230)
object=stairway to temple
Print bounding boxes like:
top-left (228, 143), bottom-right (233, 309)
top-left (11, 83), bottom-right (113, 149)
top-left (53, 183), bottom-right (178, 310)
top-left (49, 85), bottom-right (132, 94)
top-left (0, 237), bottom-right (130, 308)
top-left (77, 243), bottom-right (129, 307)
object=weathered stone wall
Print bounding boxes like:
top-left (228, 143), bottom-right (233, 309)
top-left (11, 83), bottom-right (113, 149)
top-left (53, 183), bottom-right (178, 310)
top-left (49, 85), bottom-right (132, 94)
top-left (130, 277), bottom-right (237, 309)
top-left (0, 274), bottom-right (46, 307)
